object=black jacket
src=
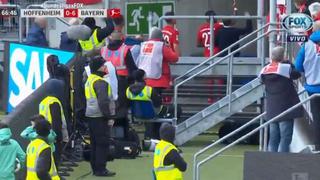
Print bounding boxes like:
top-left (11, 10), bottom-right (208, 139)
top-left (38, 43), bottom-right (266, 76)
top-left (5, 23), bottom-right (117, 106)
top-left (128, 82), bottom-right (162, 108)
top-left (59, 31), bottom-right (78, 52)
top-left (216, 20), bottom-right (253, 57)
top-left (92, 72), bottom-right (115, 118)
top-left (261, 62), bottom-right (303, 121)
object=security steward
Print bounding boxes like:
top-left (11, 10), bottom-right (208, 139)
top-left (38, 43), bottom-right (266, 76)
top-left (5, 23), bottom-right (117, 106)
top-left (26, 115), bottom-right (60, 180)
top-left (101, 32), bottom-right (137, 138)
top-left (79, 17), bottom-right (114, 56)
top-left (85, 56), bottom-right (116, 177)
top-left (126, 69), bottom-right (162, 139)
top-left (153, 123), bottom-right (187, 180)
top-left (39, 82), bottom-right (69, 171)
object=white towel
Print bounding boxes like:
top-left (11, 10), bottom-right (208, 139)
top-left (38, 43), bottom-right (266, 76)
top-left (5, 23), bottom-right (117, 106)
top-left (104, 61), bottom-right (118, 100)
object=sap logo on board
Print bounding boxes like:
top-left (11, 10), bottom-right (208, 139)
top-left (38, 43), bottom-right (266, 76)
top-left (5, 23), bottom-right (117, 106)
top-left (7, 43), bottom-right (74, 112)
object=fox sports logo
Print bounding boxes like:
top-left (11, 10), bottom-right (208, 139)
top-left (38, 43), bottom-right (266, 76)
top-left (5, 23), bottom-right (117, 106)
top-left (282, 13), bottom-right (313, 34)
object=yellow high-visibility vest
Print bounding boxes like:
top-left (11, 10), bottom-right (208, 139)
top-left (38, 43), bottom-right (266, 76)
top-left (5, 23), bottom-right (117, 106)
top-left (39, 96), bottom-right (65, 125)
top-left (153, 140), bottom-right (183, 180)
top-left (85, 74), bottom-right (111, 117)
top-left (126, 86), bottom-right (152, 101)
top-left (79, 29), bottom-right (105, 54)
top-left (26, 138), bottom-right (60, 180)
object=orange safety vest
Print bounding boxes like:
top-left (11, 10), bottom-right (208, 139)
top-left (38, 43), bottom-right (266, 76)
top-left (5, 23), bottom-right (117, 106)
top-left (101, 44), bottom-right (130, 76)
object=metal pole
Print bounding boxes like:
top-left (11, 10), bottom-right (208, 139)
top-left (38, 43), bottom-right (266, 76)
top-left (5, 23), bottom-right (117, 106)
top-left (228, 55), bottom-right (233, 113)
top-left (148, 12), bottom-right (153, 35)
top-left (209, 16), bottom-right (214, 56)
top-left (257, 0), bottom-right (264, 59)
top-left (259, 117), bottom-right (264, 151)
top-left (269, 0), bottom-right (277, 59)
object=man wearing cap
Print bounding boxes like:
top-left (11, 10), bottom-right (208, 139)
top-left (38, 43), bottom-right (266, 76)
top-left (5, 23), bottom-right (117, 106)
top-left (84, 56), bottom-right (116, 177)
top-left (153, 123), bottom-right (187, 180)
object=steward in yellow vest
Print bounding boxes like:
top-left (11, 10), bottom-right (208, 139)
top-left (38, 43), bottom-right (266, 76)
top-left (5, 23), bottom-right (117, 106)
top-left (85, 56), bottom-right (116, 177)
top-left (126, 69), bottom-right (162, 139)
top-left (39, 95), bottom-right (68, 168)
top-left (26, 116), bottom-right (60, 180)
top-left (153, 123), bottom-right (187, 180)
top-left (79, 17), bottom-right (114, 56)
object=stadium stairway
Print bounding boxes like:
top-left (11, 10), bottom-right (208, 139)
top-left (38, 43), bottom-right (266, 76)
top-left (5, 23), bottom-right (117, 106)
top-left (165, 57), bottom-right (265, 145)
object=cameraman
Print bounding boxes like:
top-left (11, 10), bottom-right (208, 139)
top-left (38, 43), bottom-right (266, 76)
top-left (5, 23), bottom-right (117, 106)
top-left (85, 56), bottom-right (116, 177)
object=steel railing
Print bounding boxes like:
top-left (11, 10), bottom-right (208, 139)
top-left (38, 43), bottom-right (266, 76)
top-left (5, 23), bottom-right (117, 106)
top-left (173, 28), bottom-right (286, 124)
top-left (157, 15), bottom-right (262, 57)
top-left (193, 91), bottom-right (317, 180)
top-left (192, 89), bottom-right (306, 180)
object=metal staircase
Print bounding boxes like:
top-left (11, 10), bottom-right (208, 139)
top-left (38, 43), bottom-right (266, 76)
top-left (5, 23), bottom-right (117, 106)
top-left (172, 26), bottom-right (286, 145)
top-left (175, 78), bottom-right (263, 145)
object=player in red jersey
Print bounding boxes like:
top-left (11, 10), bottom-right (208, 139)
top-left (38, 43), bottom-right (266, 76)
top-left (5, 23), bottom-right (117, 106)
top-left (197, 10), bottom-right (223, 57)
top-left (162, 11), bottom-right (180, 56)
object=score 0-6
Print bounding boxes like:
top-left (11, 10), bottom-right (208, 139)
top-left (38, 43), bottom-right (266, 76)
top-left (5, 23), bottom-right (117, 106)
top-left (64, 9), bottom-right (78, 18)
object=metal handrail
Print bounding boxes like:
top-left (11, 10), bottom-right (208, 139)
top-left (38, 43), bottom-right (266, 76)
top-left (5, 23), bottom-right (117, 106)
top-left (158, 15), bottom-right (262, 57)
top-left (177, 23), bottom-right (271, 86)
top-left (192, 89), bottom-right (306, 180)
top-left (173, 28), bottom-right (287, 120)
top-left (174, 22), bottom-right (271, 85)
top-left (0, 4), bottom-right (22, 42)
top-left (194, 92), bottom-right (318, 180)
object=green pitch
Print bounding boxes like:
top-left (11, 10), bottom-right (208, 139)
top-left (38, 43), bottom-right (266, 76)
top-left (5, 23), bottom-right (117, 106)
top-left (68, 135), bottom-right (258, 180)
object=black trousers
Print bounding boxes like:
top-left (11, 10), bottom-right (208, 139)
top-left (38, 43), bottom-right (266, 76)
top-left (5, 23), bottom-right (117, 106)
top-left (88, 117), bottom-right (110, 173)
top-left (309, 95), bottom-right (320, 147)
top-left (144, 88), bottom-right (163, 140)
top-left (54, 141), bottom-right (63, 168)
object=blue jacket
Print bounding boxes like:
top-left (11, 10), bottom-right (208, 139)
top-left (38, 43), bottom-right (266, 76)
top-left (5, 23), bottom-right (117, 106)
top-left (25, 23), bottom-right (48, 47)
top-left (0, 128), bottom-right (26, 180)
top-left (295, 30), bottom-right (320, 93)
top-left (59, 31), bottom-right (79, 52)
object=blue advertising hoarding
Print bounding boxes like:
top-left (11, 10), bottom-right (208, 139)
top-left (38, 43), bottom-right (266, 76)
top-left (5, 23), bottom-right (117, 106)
top-left (6, 43), bottom-right (75, 112)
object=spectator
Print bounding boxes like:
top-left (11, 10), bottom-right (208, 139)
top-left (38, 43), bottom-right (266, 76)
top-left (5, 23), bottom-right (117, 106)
top-left (295, 21), bottom-right (320, 150)
top-left (294, 0), bottom-right (310, 15)
top-left (79, 17), bottom-right (114, 56)
top-left (21, 115), bottom-right (57, 152)
top-left (216, 12), bottom-right (252, 57)
top-left (0, 122), bottom-right (25, 180)
top-left (26, 117), bottom-right (60, 180)
top-left (162, 11), bottom-right (180, 55)
top-left (25, 17), bottom-right (48, 47)
top-left (101, 32), bottom-right (137, 138)
top-left (153, 123), bottom-right (187, 180)
top-left (126, 69), bottom-right (162, 139)
top-left (260, 46), bottom-right (302, 152)
top-left (85, 56), bottom-right (116, 177)
top-left (197, 10), bottom-right (223, 57)
top-left (309, 2), bottom-right (320, 21)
